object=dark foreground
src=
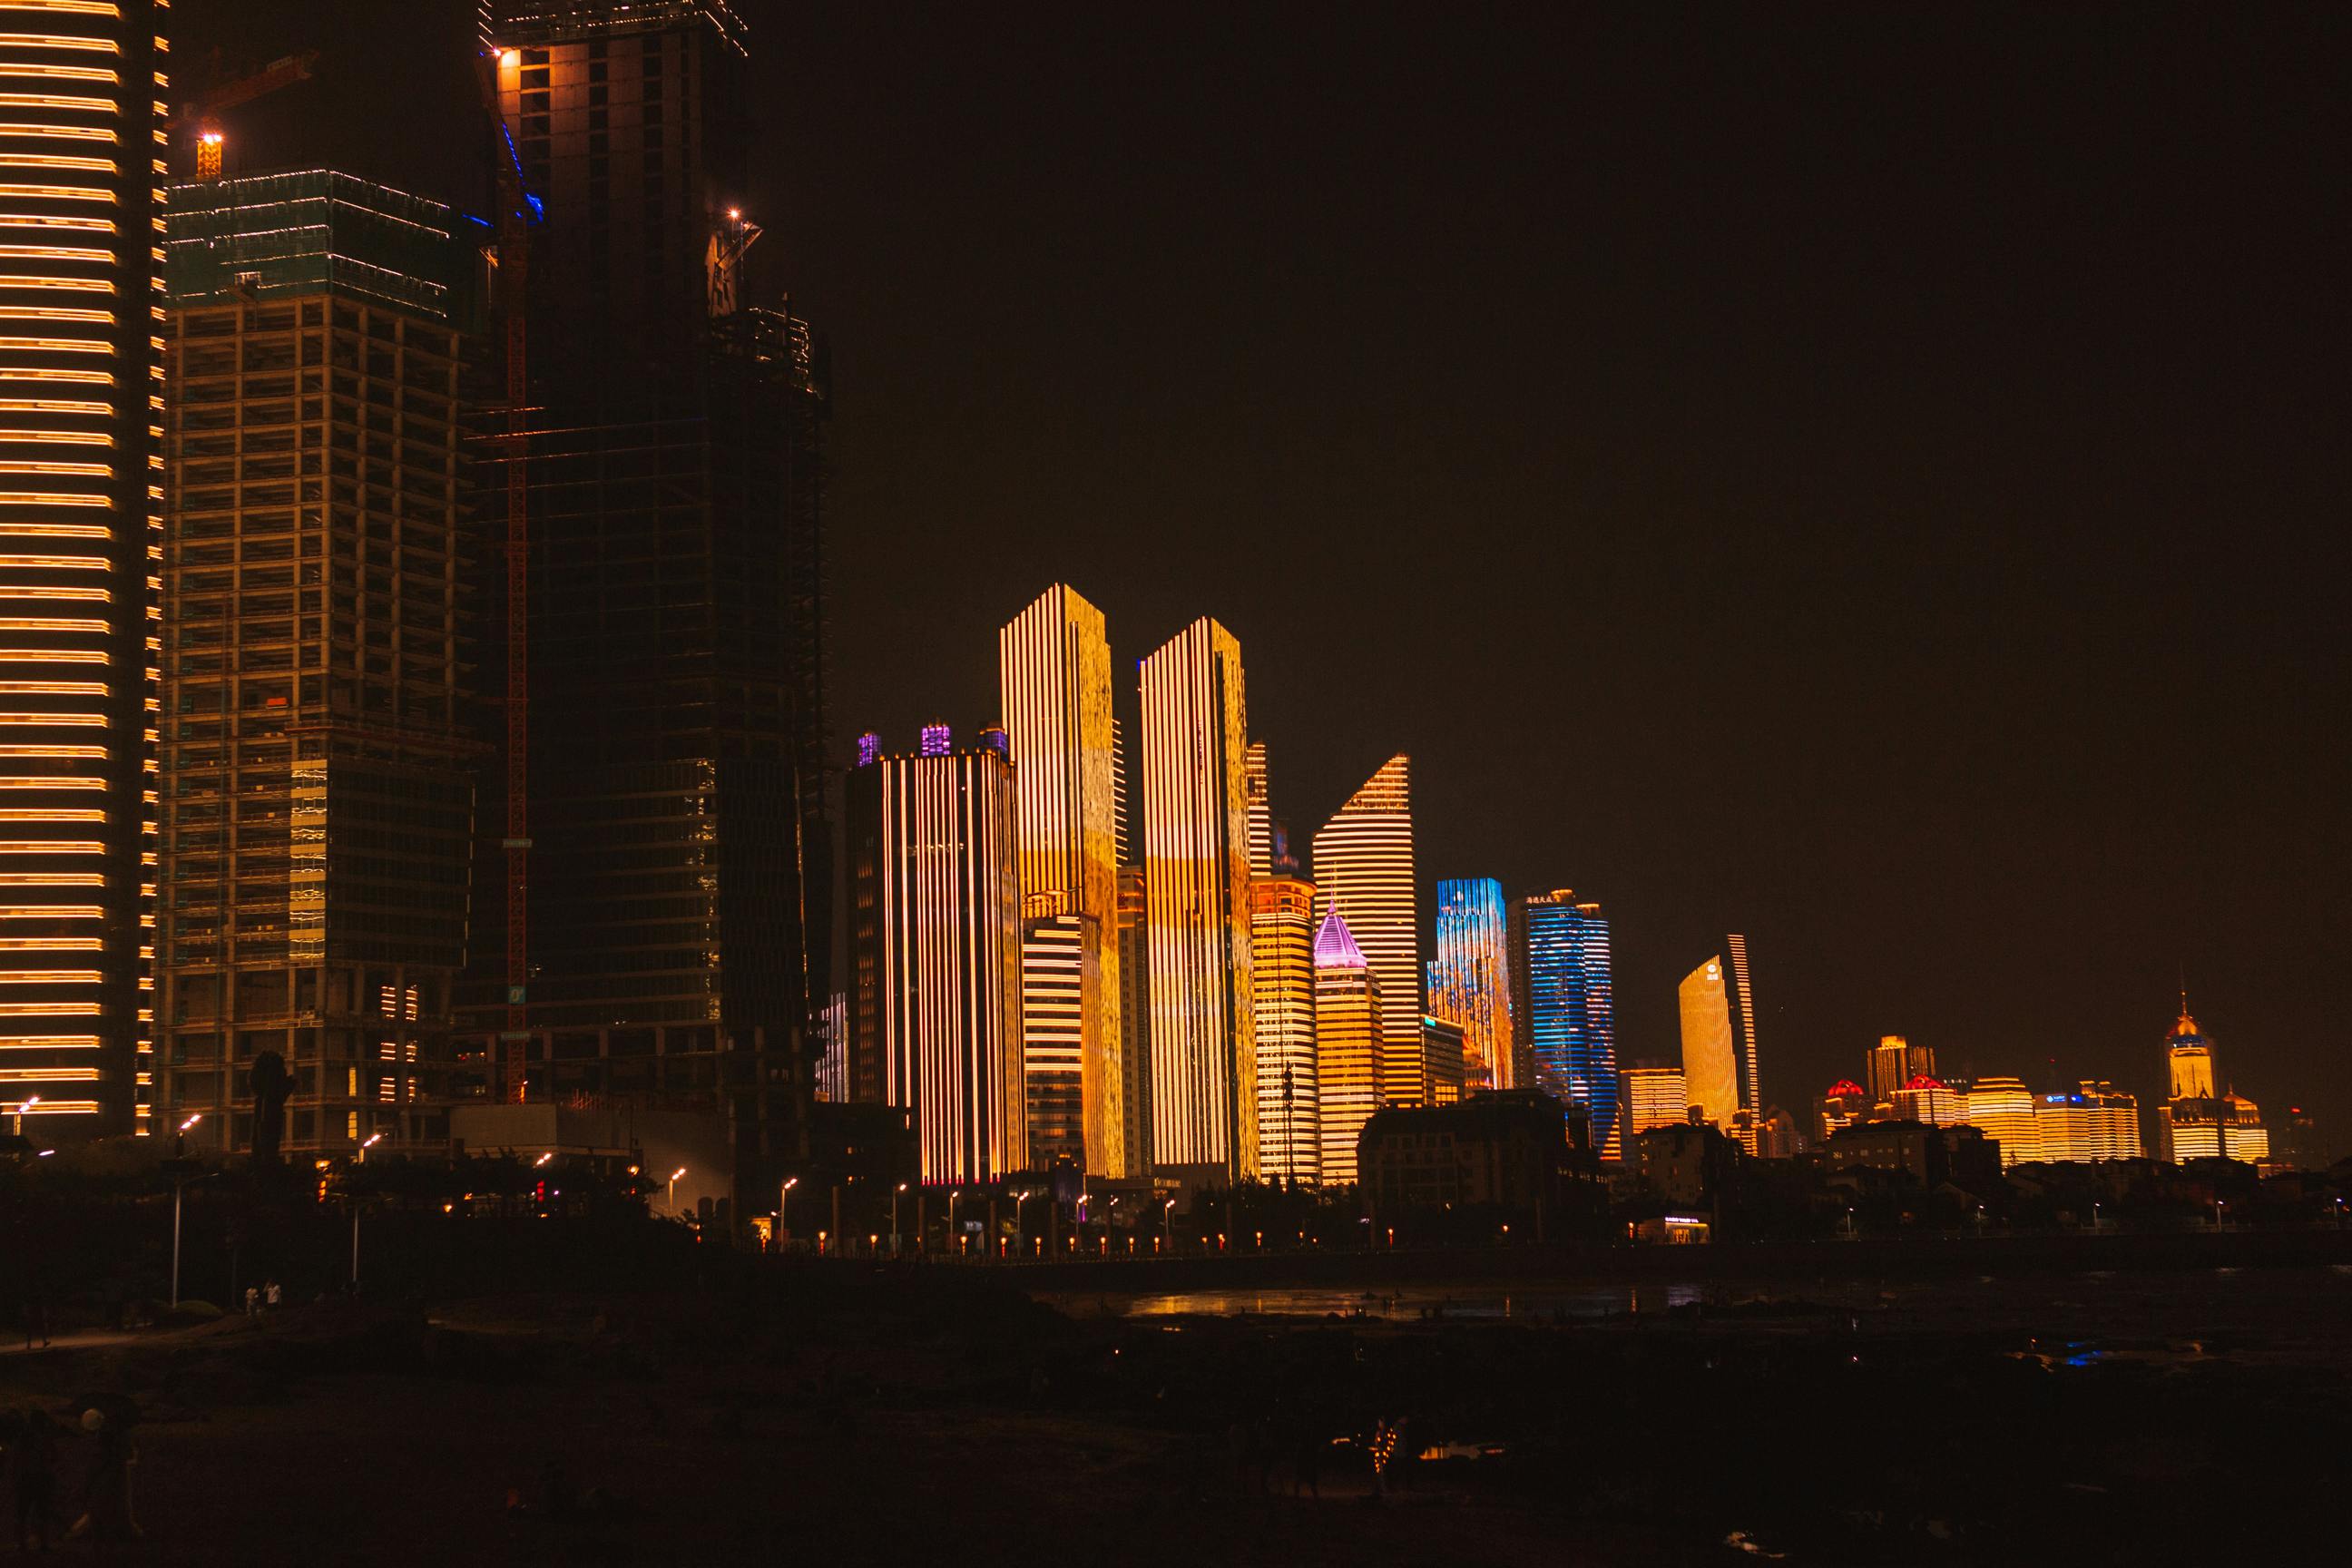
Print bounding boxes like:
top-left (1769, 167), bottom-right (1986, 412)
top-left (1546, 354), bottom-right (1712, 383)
top-left (3, 1255), bottom-right (2346, 1566)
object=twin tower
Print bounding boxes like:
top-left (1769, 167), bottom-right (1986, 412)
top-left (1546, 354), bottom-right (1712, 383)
top-left (848, 584), bottom-right (1430, 1187)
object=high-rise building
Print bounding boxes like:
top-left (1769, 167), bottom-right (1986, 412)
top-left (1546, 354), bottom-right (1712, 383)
top-left (998, 583), bottom-right (1122, 1174)
top-left (474, 3), bottom-right (833, 1184)
top-left (1676, 956), bottom-right (1741, 1132)
top-left (2034, 1082), bottom-right (2143, 1163)
top-left (1965, 1075), bottom-right (2040, 1165)
top-left (0, 6), bottom-right (170, 1139)
top-left (1890, 1074), bottom-right (1966, 1126)
top-left (2154, 999), bottom-right (2266, 1163)
top-left (1113, 862), bottom-right (1149, 1171)
top-left (1312, 755), bottom-right (1419, 1105)
top-left (1507, 890), bottom-right (1620, 1156)
top-left (846, 732), bottom-right (1024, 1184)
top-left (1140, 617), bottom-right (1252, 1181)
top-left (2164, 999), bottom-right (2216, 1100)
top-left (1311, 910), bottom-right (1381, 1184)
top-left (814, 992), bottom-right (847, 1102)
top-left (1250, 871), bottom-right (1317, 1183)
top-left (1428, 877), bottom-right (1514, 1092)
top-left (1243, 740), bottom-right (1270, 879)
top-left (157, 172), bottom-right (483, 1158)
top-left (1724, 933), bottom-right (1761, 1122)
top-left (1619, 1062), bottom-right (1690, 1137)
top-left (1867, 1034), bottom-right (1936, 1109)
top-left (1420, 1015), bottom-right (1466, 1107)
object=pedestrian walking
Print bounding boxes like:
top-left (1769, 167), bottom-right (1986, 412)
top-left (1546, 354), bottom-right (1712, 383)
top-left (264, 1280), bottom-right (281, 1310)
top-left (243, 1286), bottom-right (260, 1320)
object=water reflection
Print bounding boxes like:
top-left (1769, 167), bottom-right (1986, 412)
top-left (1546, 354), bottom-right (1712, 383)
top-left (1113, 1282), bottom-right (1710, 1319)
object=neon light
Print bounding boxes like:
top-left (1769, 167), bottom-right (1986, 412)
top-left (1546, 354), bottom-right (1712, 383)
top-left (0, 1000), bottom-right (100, 1013)
top-left (0, 154), bottom-right (113, 173)
top-left (0, 428), bottom-right (108, 445)
top-left (0, 368), bottom-right (113, 385)
top-left (0, 969), bottom-right (102, 984)
top-left (0, 586), bottom-right (108, 599)
top-left (0, 215), bottom-right (115, 233)
top-left (0, 182), bottom-right (113, 201)
top-left (0, 808), bottom-right (100, 822)
top-left (0, 122), bottom-right (114, 142)
top-left (0, 31), bottom-right (120, 51)
top-left (0, 307), bottom-right (115, 323)
top-left (0, 715), bottom-right (103, 727)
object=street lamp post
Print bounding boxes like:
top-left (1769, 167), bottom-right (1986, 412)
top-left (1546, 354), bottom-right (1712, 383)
top-left (891, 1182), bottom-right (907, 1255)
top-left (7, 1093), bottom-right (39, 1135)
top-left (2092, 1200), bottom-right (2102, 1233)
top-left (947, 1190), bottom-right (961, 1257)
top-left (171, 1114), bottom-right (205, 1308)
top-left (779, 1175), bottom-right (799, 1243)
top-left (2214, 1199), bottom-right (2226, 1232)
top-left (358, 1132), bottom-right (383, 1163)
top-left (668, 1165), bottom-right (688, 1216)
top-left (1162, 1196), bottom-right (1175, 1255)
top-left (1009, 1190), bottom-right (1028, 1260)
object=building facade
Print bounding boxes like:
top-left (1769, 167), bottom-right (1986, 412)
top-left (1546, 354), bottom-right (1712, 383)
top-left (1676, 955), bottom-right (1741, 1133)
top-left (1113, 861), bottom-right (1149, 1173)
top-left (0, 5), bottom-right (171, 1139)
top-left (1817, 1079), bottom-right (1869, 1142)
top-left (1017, 897), bottom-right (1093, 1170)
top-left (157, 172), bottom-right (482, 1157)
top-left (1867, 1034), bottom-right (1936, 1109)
top-left (1428, 876), bottom-right (1514, 1092)
top-left (1249, 869), bottom-right (1317, 1184)
top-left (1311, 910), bottom-right (1380, 1185)
top-left (998, 583), bottom-right (1122, 1173)
top-left (846, 733), bottom-right (1024, 1184)
top-left (1140, 616), bottom-right (1252, 1181)
top-left (1620, 1062), bottom-right (1690, 1137)
top-left (1311, 754), bottom-right (1420, 1103)
top-left (1507, 889), bottom-right (1620, 1156)
top-left (1724, 933), bottom-right (1760, 1122)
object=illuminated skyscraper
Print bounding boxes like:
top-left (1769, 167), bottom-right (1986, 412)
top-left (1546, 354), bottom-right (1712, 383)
top-left (846, 733), bottom-right (1024, 1184)
top-left (1140, 617), bottom-right (1252, 1181)
top-left (2034, 1083), bottom-right (2143, 1163)
top-left (0, 8), bottom-right (169, 1138)
top-left (2164, 999), bottom-right (2216, 1100)
top-left (157, 173), bottom-right (482, 1157)
top-left (1817, 1080), bottom-right (1869, 1142)
top-left (1312, 756), bottom-right (1419, 1103)
top-left (1250, 870), bottom-right (1318, 1183)
top-left (1890, 1074), bottom-right (1966, 1126)
top-left (1965, 1075), bottom-right (2041, 1165)
top-left (1506, 890), bottom-right (1619, 1156)
top-left (1676, 956), bottom-right (1741, 1131)
top-left (1311, 911), bottom-right (1380, 1183)
top-left (1428, 877), bottom-right (1514, 1091)
top-left (998, 583), bottom-right (1122, 1173)
top-left (1867, 1034), bottom-right (1936, 1109)
top-left (1419, 1015), bottom-right (1466, 1106)
top-left (1620, 1062), bottom-right (1690, 1137)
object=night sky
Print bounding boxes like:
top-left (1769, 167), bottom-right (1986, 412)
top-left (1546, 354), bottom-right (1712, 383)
top-left (190, 3), bottom-right (2347, 1134)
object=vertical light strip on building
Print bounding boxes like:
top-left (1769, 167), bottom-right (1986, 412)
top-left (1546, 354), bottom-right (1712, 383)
top-left (1428, 876), bottom-right (1513, 1091)
top-left (1242, 740), bottom-right (1269, 879)
top-left (1725, 932), bottom-right (1759, 1117)
top-left (1311, 755), bottom-right (1419, 1106)
top-left (1140, 616), bottom-right (1252, 1179)
top-left (0, 1), bottom-right (164, 1135)
top-left (997, 583), bottom-right (1122, 1174)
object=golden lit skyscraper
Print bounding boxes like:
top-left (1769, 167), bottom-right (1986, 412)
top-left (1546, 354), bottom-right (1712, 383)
top-left (847, 733), bottom-right (1025, 1184)
top-left (2164, 998), bottom-right (2216, 1100)
top-left (1311, 756), bottom-right (1420, 1104)
top-left (1867, 1034), bottom-right (1935, 1109)
top-left (998, 583), bottom-right (1123, 1173)
top-left (1311, 911), bottom-right (1380, 1183)
top-left (1429, 877), bottom-right (1514, 1091)
top-left (1725, 934), bottom-right (1760, 1118)
top-left (1141, 617), bottom-right (1253, 1181)
top-left (0, 9), bottom-right (169, 1138)
top-left (1250, 870), bottom-right (1317, 1183)
top-left (1677, 956), bottom-right (1741, 1130)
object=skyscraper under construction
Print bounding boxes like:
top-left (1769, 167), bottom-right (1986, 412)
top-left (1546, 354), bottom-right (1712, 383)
top-left (469, 3), bottom-right (832, 1183)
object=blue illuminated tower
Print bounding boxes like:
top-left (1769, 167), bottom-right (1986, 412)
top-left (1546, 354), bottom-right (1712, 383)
top-left (1506, 890), bottom-right (1619, 1157)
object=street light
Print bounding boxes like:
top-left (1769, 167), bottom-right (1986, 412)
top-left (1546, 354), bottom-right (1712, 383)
top-left (2214, 1199), bottom-right (2226, 1232)
top-left (891, 1181), bottom-right (908, 1254)
top-left (948, 1190), bottom-right (962, 1256)
top-left (1162, 1196), bottom-right (1176, 1255)
top-left (6, 1093), bottom-right (37, 1135)
top-left (2092, 1200), bottom-right (2102, 1233)
top-left (170, 1157), bottom-right (216, 1310)
top-left (668, 1166), bottom-right (689, 1215)
top-left (1009, 1190), bottom-right (1029, 1259)
top-left (779, 1175), bottom-right (799, 1242)
top-left (358, 1132), bottom-right (384, 1164)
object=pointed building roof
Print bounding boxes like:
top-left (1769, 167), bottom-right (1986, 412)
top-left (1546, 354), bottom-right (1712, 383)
top-left (1312, 909), bottom-right (1367, 970)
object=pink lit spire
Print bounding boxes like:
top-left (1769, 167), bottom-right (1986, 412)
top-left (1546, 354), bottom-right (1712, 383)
top-left (1312, 910), bottom-right (1367, 970)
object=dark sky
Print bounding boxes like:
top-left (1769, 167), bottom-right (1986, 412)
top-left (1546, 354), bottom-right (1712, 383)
top-left (191, 3), bottom-right (2348, 1134)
